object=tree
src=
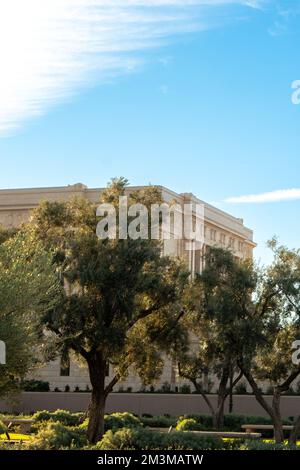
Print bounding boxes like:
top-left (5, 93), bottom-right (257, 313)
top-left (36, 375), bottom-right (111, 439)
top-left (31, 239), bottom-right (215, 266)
top-left (177, 248), bottom-right (256, 428)
top-left (28, 178), bottom-right (188, 443)
top-left (237, 241), bottom-right (300, 443)
top-left (0, 230), bottom-right (61, 396)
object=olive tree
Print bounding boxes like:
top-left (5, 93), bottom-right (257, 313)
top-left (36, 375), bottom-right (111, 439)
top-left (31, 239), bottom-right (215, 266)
top-left (28, 178), bottom-right (188, 443)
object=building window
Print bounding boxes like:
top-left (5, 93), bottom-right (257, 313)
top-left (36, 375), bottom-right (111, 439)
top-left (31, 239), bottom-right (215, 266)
top-left (210, 229), bottom-right (217, 241)
top-left (229, 237), bottom-right (235, 249)
top-left (220, 233), bottom-right (226, 245)
top-left (238, 241), bottom-right (243, 252)
top-left (60, 357), bottom-right (70, 377)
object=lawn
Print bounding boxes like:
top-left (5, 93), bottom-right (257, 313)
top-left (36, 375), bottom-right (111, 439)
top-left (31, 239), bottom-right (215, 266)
top-left (0, 433), bottom-right (31, 441)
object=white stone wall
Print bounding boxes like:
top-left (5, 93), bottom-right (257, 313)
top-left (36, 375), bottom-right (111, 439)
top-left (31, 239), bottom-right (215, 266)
top-left (27, 356), bottom-right (180, 393)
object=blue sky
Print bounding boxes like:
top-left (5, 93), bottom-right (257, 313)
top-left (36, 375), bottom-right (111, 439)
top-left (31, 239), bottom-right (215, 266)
top-left (0, 0), bottom-right (300, 264)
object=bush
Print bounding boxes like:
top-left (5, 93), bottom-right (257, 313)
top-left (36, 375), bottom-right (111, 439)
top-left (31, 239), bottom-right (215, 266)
top-left (21, 380), bottom-right (50, 392)
top-left (176, 418), bottom-right (203, 431)
top-left (33, 409), bottom-right (83, 427)
top-left (159, 382), bottom-right (171, 393)
top-left (179, 384), bottom-right (191, 394)
top-left (240, 440), bottom-right (300, 451)
top-left (104, 412), bottom-right (142, 431)
top-left (0, 420), bottom-right (7, 435)
top-left (94, 427), bottom-right (223, 450)
top-left (27, 422), bottom-right (87, 449)
top-left (141, 416), bottom-right (177, 428)
top-left (0, 442), bottom-right (25, 450)
top-left (182, 413), bottom-right (293, 432)
top-left (234, 381), bottom-right (248, 395)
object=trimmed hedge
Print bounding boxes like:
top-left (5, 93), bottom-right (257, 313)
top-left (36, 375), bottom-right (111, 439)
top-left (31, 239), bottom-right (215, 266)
top-left (21, 380), bottom-right (50, 392)
top-left (94, 427), bottom-right (224, 450)
top-left (240, 440), bottom-right (300, 451)
top-left (182, 414), bottom-right (293, 431)
top-left (141, 416), bottom-right (177, 428)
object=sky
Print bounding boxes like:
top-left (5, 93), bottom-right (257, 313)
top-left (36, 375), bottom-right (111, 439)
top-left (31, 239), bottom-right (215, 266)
top-left (0, 0), bottom-right (300, 264)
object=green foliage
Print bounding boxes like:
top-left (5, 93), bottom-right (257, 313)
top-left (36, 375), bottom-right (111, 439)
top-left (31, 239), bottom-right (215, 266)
top-left (181, 413), bottom-right (292, 431)
top-left (179, 383), bottom-right (191, 394)
top-left (0, 420), bottom-right (7, 434)
top-left (32, 410), bottom-right (83, 427)
top-left (33, 410), bottom-right (140, 431)
top-left (94, 427), bottom-right (223, 450)
top-left (29, 180), bottom-right (188, 380)
top-left (104, 412), bottom-right (142, 431)
top-left (141, 416), bottom-right (176, 428)
top-left (240, 440), bottom-right (300, 451)
top-left (0, 232), bottom-right (62, 397)
top-left (176, 418), bottom-right (203, 431)
top-left (234, 381), bottom-right (248, 395)
top-left (183, 414), bottom-right (214, 428)
top-left (27, 178), bottom-right (189, 442)
top-left (177, 248), bottom-right (257, 426)
top-left (21, 380), bottom-right (50, 392)
top-left (27, 422), bottom-right (87, 449)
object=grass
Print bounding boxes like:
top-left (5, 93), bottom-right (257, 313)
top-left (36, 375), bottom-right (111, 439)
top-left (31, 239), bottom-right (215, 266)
top-left (0, 433), bottom-right (31, 441)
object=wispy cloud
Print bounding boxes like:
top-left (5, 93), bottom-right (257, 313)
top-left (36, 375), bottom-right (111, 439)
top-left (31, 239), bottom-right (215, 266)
top-left (268, 1), bottom-right (300, 36)
top-left (0, 0), bottom-right (263, 136)
top-left (225, 188), bottom-right (300, 204)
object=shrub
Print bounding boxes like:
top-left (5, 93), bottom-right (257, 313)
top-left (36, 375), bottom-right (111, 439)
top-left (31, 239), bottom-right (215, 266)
top-left (27, 422), bottom-right (87, 450)
top-left (181, 414), bottom-right (213, 428)
top-left (240, 440), bottom-right (300, 451)
top-left (160, 382), bottom-right (171, 393)
top-left (176, 418), bottom-right (203, 431)
top-left (33, 409), bottom-right (83, 427)
top-left (104, 412), bottom-right (142, 431)
top-left (94, 428), bottom-right (223, 450)
top-left (234, 381), bottom-right (248, 395)
top-left (0, 442), bottom-right (25, 450)
top-left (0, 420), bottom-right (8, 435)
top-left (21, 380), bottom-right (50, 392)
top-left (179, 384), bottom-right (191, 394)
top-left (141, 416), bottom-right (176, 428)
top-left (183, 413), bottom-right (293, 431)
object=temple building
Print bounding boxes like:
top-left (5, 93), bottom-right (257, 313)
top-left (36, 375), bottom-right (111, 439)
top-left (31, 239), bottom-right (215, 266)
top-left (0, 183), bottom-right (255, 392)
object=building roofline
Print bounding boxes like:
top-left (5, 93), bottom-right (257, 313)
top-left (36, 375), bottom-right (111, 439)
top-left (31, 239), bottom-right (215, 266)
top-left (0, 183), bottom-right (255, 245)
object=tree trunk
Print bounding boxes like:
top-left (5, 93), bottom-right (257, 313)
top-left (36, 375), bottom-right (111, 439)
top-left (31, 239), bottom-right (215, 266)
top-left (229, 366), bottom-right (234, 414)
top-left (86, 354), bottom-right (107, 444)
top-left (214, 366), bottom-right (230, 429)
top-left (87, 387), bottom-right (106, 444)
top-left (239, 364), bottom-right (285, 443)
top-left (214, 401), bottom-right (226, 429)
top-left (272, 388), bottom-right (284, 443)
top-left (289, 415), bottom-right (300, 445)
